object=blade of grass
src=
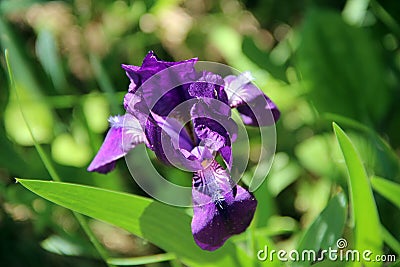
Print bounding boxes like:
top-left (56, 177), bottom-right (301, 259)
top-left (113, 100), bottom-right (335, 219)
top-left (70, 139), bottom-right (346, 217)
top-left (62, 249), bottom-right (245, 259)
top-left (370, 176), bottom-right (400, 255)
top-left (107, 253), bottom-right (176, 266)
top-left (371, 176), bottom-right (400, 208)
top-left (381, 226), bottom-right (400, 256)
top-left (5, 49), bottom-right (115, 267)
top-left (323, 113), bottom-right (398, 160)
top-left (5, 50), bottom-right (60, 181)
top-left (333, 122), bottom-right (382, 267)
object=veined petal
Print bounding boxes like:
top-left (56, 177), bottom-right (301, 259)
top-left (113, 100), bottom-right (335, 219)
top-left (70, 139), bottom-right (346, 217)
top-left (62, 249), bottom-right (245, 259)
top-left (145, 114), bottom-right (203, 171)
top-left (224, 71), bottom-right (257, 108)
top-left (224, 72), bottom-right (280, 126)
top-left (123, 51), bottom-right (197, 117)
top-left (191, 161), bottom-right (257, 251)
top-left (191, 100), bottom-right (237, 161)
top-left (87, 114), bottom-right (146, 173)
top-left (188, 71), bottom-right (228, 102)
top-left (151, 112), bottom-right (193, 152)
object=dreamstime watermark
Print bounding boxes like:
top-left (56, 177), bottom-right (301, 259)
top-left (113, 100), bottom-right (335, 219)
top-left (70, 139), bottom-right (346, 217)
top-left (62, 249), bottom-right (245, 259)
top-left (257, 238), bottom-right (397, 263)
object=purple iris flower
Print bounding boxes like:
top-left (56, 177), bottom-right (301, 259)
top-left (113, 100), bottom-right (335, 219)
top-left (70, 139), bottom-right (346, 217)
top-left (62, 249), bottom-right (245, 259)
top-left (87, 51), bottom-right (280, 251)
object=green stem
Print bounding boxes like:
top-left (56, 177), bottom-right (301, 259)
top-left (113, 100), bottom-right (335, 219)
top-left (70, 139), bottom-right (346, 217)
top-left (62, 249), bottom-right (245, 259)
top-left (107, 253), bottom-right (177, 266)
top-left (370, 0), bottom-right (400, 38)
top-left (5, 49), bottom-right (115, 267)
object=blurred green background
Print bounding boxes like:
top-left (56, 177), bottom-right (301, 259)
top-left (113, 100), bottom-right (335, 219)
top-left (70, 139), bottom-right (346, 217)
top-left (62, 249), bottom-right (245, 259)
top-left (1, 0), bottom-right (400, 266)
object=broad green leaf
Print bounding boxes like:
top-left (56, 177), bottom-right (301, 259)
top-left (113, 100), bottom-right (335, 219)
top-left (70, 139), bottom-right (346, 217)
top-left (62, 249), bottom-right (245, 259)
top-left (17, 179), bottom-right (253, 267)
top-left (371, 176), bottom-right (400, 209)
top-left (293, 193), bottom-right (347, 267)
top-left (333, 122), bottom-right (382, 267)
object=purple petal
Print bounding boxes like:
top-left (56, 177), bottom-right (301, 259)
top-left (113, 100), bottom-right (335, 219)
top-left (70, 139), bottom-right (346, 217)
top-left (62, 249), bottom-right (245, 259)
top-left (236, 94), bottom-right (280, 126)
top-left (140, 70), bottom-right (196, 117)
top-left (191, 161), bottom-right (257, 251)
top-left (224, 71), bottom-right (258, 108)
top-left (87, 114), bottom-right (146, 173)
top-left (191, 100), bottom-right (237, 153)
top-left (145, 114), bottom-right (204, 171)
top-left (122, 51), bottom-right (197, 93)
top-left (123, 91), bottom-right (150, 126)
top-left (151, 112), bottom-right (193, 152)
top-left (219, 146), bottom-right (232, 170)
top-left (224, 72), bottom-right (280, 126)
top-left (122, 51), bottom-right (197, 117)
top-left (189, 71), bottom-right (229, 105)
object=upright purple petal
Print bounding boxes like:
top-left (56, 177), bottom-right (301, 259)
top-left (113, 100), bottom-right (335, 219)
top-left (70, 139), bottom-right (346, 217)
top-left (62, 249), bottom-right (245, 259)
top-left (140, 69), bottom-right (196, 117)
top-left (189, 71), bottom-right (228, 104)
top-left (191, 160), bottom-right (257, 251)
top-left (122, 51), bottom-right (197, 117)
top-left (87, 114), bottom-right (146, 173)
top-left (122, 51), bottom-right (197, 93)
top-left (224, 72), bottom-right (280, 126)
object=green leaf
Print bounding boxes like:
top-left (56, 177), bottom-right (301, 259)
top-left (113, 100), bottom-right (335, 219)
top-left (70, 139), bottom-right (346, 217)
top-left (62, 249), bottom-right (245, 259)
top-left (293, 193), bottom-right (347, 267)
top-left (333, 122), bottom-right (382, 266)
top-left (17, 179), bottom-right (252, 267)
top-left (381, 226), bottom-right (400, 256)
top-left (371, 176), bottom-right (400, 209)
top-left (107, 253), bottom-right (176, 266)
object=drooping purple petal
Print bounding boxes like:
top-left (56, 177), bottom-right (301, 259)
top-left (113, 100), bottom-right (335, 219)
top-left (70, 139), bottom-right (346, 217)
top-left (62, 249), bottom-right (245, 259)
top-left (224, 71), bottom-right (257, 108)
top-left (191, 160), bottom-right (257, 251)
top-left (236, 94), bottom-right (280, 126)
top-left (87, 114), bottom-right (146, 173)
top-left (224, 72), bottom-right (280, 126)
